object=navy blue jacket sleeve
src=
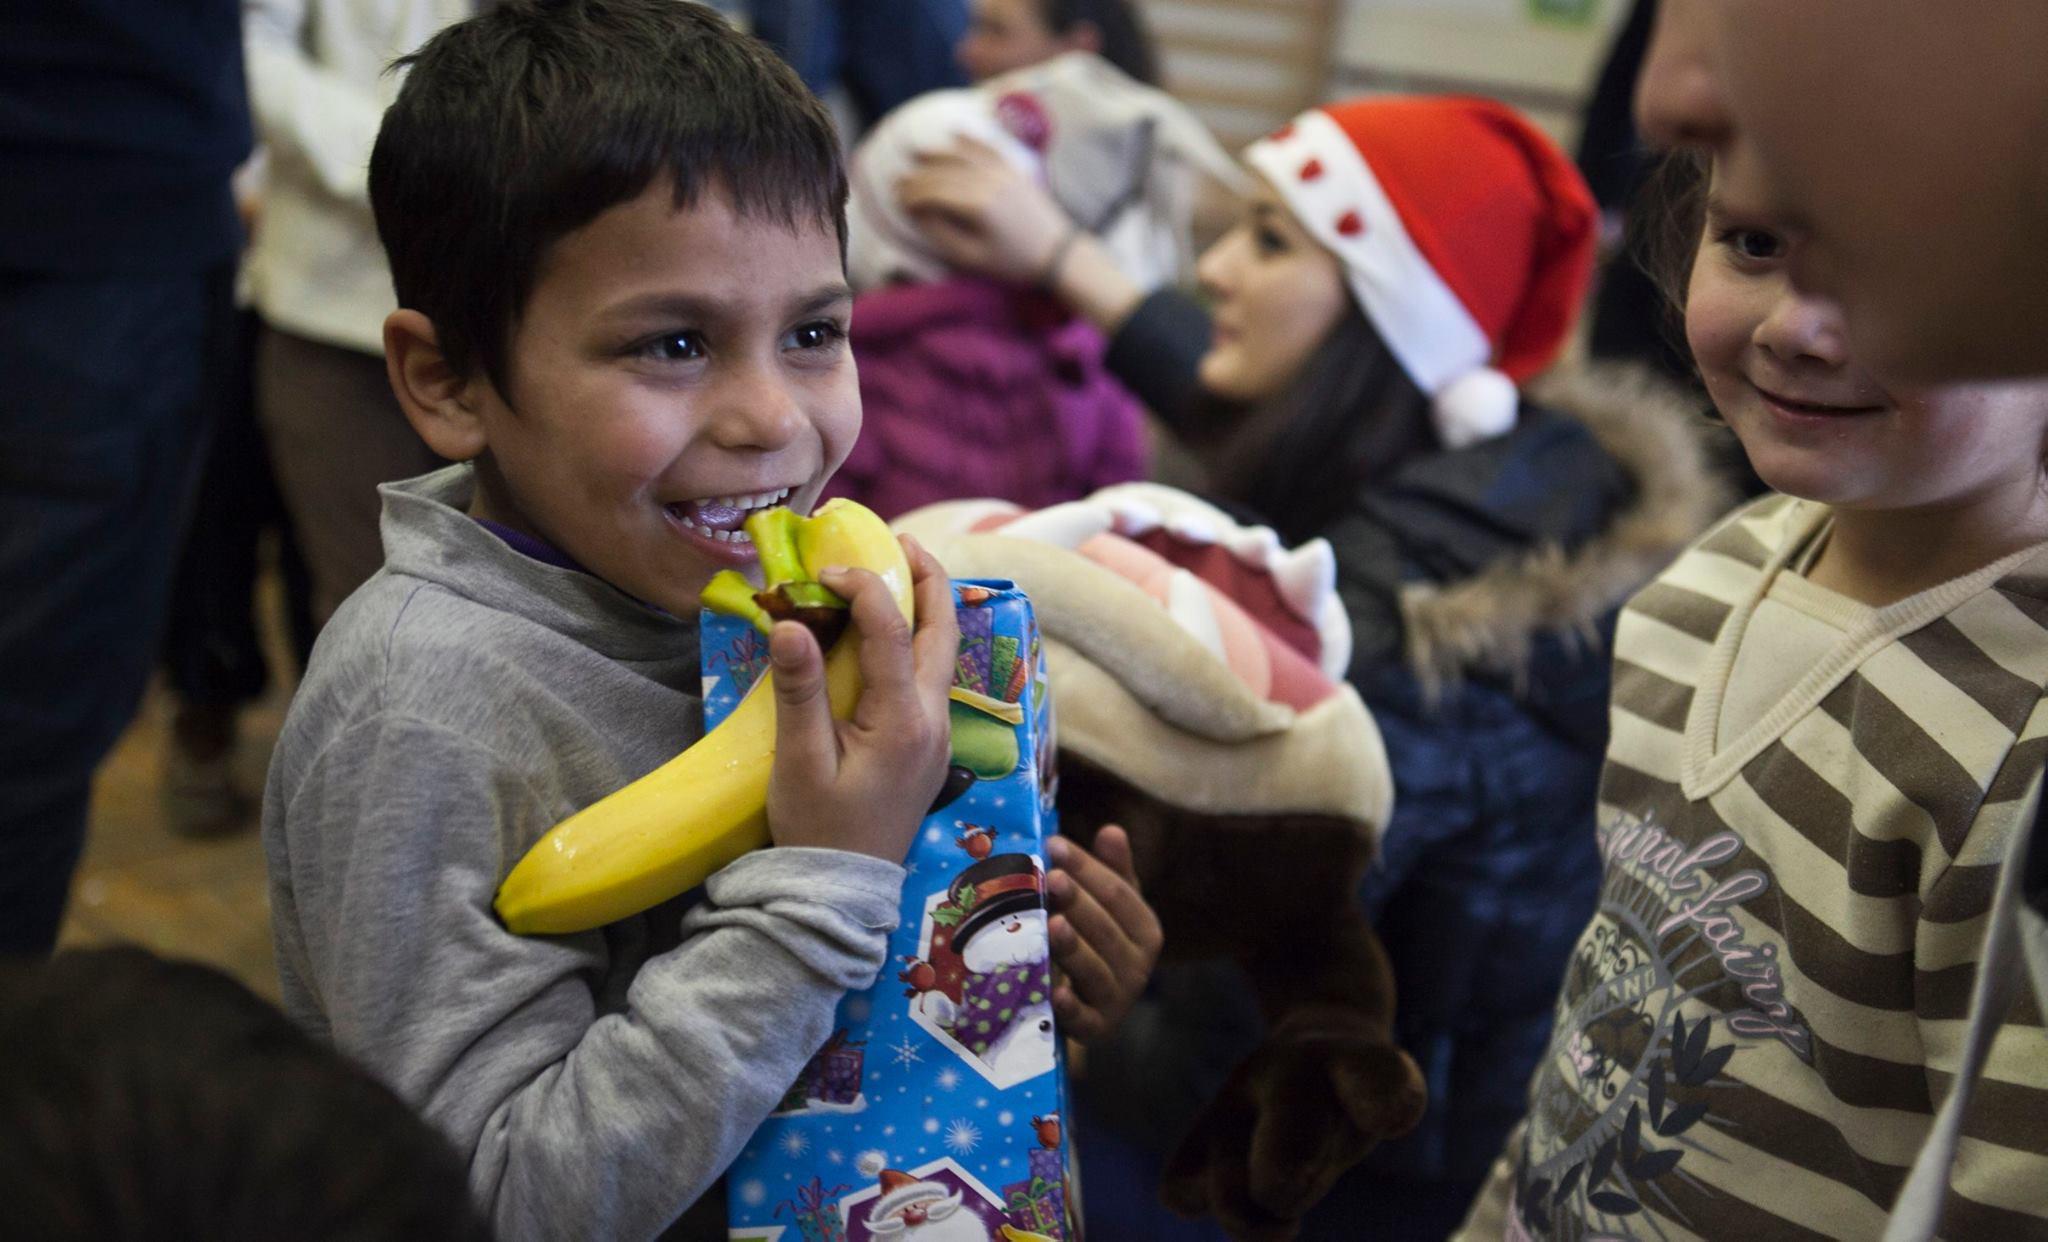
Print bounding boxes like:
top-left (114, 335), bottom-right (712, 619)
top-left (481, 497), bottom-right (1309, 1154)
top-left (1103, 287), bottom-right (1212, 427)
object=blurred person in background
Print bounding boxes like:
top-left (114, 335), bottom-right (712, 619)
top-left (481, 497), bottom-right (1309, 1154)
top-left (156, 160), bottom-right (317, 841)
top-left (240, 0), bottom-right (468, 631)
top-left (157, 291), bottom-right (318, 839)
top-left (748, 0), bottom-right (972, 129)
top-left (0, 0), bottom-right (250, 954)
top-left (826, 53), bottom-right (1239, 518)
top-left (957, 0), bottom-right (1160, 86)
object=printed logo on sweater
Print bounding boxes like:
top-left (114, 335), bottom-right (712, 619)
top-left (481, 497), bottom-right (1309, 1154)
top-left (1503, 809), bottom-right (1813, 1237)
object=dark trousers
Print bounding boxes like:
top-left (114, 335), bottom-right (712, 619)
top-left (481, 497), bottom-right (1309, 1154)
top-left (160, 309), bottom-right (315, 707)
top-left (0, 264), bottom-right (237, 954)
top-left (253, 323), bottom-right (440, 626)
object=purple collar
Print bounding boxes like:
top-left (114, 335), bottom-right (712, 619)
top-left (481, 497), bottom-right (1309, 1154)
top-left (474, 517), bottom-right (588, 575)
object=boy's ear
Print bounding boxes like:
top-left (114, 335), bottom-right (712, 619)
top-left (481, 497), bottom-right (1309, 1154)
top-left (383, 309), bottom-right (489, 461)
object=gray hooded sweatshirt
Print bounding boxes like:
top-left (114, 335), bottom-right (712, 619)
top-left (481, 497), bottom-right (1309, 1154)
top-left (263, 465), bottom-right (905, 1241)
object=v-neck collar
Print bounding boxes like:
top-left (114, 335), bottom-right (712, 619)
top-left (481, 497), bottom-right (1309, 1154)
top-left (1681, 502), bottom-right (2048, 798)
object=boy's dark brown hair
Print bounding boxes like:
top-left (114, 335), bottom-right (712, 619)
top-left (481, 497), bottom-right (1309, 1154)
top-left (369, 0), bottom-right (848, 395)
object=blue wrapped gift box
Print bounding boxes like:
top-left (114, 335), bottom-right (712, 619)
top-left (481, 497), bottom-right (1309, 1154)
top-left (713, 581), bottom-right (1078, 1242)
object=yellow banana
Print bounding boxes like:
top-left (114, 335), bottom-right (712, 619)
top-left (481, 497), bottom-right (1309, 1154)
top-left (494, 498), bottom-right (912, 934)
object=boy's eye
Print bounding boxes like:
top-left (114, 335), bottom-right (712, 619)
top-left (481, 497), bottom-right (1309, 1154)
top-left (785, 320), bottom-right (848, 353)
top-left (1253, 225), bottom-right (1289, 257)
top-left (638, 332), bottom-right (707, 362)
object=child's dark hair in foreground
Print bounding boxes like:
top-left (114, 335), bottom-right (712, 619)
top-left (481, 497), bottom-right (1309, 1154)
top-left (369, 0), bottom-right (847, 393)
top-left (0, 946), bottom-right (488, 1242)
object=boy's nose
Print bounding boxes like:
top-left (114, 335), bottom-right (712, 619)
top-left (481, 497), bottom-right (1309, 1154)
top-left (707, 363), bottom-right (806, 452)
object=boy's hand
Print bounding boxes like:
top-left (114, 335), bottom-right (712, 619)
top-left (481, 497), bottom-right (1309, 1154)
top-left (765, 535), bottom-right (958, 864)
top-left (1046, 826), bottom-right (1163, 1041)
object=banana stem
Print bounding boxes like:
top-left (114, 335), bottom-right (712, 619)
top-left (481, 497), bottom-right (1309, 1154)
top-left (776, 581), bottom-right (847, 610)
top-left (702, 570), bottom-right (775, 635)
top-left (746, 507), bottom-right (806, 588)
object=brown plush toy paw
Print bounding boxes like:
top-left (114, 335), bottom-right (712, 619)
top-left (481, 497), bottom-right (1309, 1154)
top-left (1158, 1015), bottom-right (1428, 1241)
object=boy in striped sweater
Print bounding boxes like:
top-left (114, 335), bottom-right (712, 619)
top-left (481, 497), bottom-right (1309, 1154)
top-left (1455, 152), bottom-right (2048, 1238)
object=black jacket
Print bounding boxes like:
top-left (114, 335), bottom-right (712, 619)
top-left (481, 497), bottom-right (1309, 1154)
top-left (0, 0), bottom-right (250, 274)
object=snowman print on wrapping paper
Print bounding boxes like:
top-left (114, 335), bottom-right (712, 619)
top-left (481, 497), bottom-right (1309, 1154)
top-left (904, 853), bottom-right (1057, 1089)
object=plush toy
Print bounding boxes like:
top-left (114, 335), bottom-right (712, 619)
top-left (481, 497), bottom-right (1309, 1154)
top-left (896, 483), bottom-right (1428, 1239)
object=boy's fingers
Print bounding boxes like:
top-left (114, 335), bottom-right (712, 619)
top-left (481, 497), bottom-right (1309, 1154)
top-left (1047, 905), bottom-right (1079, 955)
top-left (894, 168), bottom-right (946, 211)
top-left (1051, 878), bottom-right (1141, 985)
top-left (902, 535), bottom-right (961, 706)
top-left (1053, 983), bottom-right (1106, 1043)
top-left (1054, 870), bottom-right (1153, 981)
top-left (1093, 824), bottom-right (1142, 884)
top-left (818, 568), bottom-right (919, 722)
top-left (1048, 910), bottom-right (1120, 1011)
top-left (1055, 829), bottom-right (1163, 962)
top-left (768, 620), bottom-right (837, 775)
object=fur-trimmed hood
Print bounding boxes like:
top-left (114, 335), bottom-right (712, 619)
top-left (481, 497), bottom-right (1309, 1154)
top-left (1398, 362), bottom-right (1733, 691)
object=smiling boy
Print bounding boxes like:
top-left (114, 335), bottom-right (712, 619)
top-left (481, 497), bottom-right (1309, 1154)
top-left (260, 4), bottom-right (960, 1239)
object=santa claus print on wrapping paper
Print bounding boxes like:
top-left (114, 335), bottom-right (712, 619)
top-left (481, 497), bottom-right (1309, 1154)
top-left (839, 1159), bottom-right (1011, 1242)
top-left (905, 853), bottom-right (1057, 1089)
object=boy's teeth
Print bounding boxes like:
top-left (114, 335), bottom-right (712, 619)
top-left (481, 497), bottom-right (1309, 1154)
top-left (716, 487), bottom-right (791, 510)
top-left (667, 487), bottom-right (792, 541)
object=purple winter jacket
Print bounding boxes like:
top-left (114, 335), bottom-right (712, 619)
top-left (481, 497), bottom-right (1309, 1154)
top-left (823, 276), bottom-right (1147, 520)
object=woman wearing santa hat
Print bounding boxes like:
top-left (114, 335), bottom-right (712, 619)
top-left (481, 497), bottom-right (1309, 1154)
top-left (899, 96), bottom-right (1729, 1238)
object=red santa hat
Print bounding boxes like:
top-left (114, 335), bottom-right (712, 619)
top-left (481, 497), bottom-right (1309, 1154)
top-left (1243, 96), bottom-right (1597, 450)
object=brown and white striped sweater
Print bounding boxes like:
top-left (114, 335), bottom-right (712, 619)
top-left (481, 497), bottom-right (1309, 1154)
top-left (1458, 494), bottom-right (2048, 1240)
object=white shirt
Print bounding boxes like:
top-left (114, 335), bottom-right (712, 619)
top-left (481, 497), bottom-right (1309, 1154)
top-left (242, 0), bottom-right (476, 353)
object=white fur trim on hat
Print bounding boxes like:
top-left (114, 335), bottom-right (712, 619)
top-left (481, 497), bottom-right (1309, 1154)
top-left (1246, 110), bottom-right (1512, 446)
